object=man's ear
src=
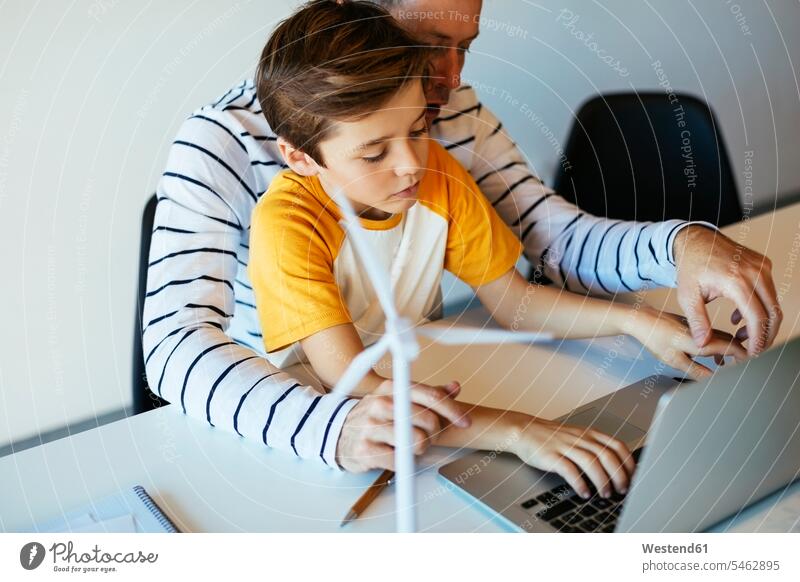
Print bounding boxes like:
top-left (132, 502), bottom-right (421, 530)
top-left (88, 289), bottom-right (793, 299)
top-left (277, 137), bottom-right (320, 177)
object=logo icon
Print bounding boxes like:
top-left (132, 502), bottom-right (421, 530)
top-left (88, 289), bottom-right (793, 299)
top-left (20, 542), bottom-right (46, 570)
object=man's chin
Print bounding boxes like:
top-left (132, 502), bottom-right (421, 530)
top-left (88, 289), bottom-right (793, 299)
top-left (425, 105), bottom-right (441, 127)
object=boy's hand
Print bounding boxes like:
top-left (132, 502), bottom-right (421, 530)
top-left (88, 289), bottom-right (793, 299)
top-left (509, 417), bottom-right (636, 499)
top-left (336, 379), bottom-right (471, 472)
top-left (625, 306), bottom-right (748, 379)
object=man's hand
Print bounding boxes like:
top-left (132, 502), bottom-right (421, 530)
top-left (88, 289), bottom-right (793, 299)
top-left (335, 379), bottom-right (472, 472)
top-left (674, 225), bottom-right (782, 356)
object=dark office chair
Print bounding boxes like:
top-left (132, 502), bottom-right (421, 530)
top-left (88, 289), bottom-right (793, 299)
top-left (553, 92), bottom-right (742, 226)
top-left (132, 194), bottom-right (169, 414)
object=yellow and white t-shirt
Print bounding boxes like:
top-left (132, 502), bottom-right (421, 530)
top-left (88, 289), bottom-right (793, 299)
top-left (249, 141), bottom-right (523, 368)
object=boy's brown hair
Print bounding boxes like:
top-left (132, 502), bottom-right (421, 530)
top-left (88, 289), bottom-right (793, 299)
top-left (256, 0), bottom-right (429, 165)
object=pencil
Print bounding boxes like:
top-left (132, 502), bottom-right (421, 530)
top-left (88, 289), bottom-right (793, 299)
top-left (340, 469), bottom-right (395, 527)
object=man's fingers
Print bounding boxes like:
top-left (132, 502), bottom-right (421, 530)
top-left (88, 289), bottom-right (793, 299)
top-left (726, 253), bottom-right (780, 351)
top-left (409, 404), bottom-right (442, 441)
top-left (752, 270), bottom-right (782, 350)
top-left (724, 281), bottom-right (770, 355)
top-left (366, 421), bottom-right (394, 446)
top-left (409, 384), bottom-right (471, 428)
top-left (370, 398), bottom-right (445, 440)
top-left (366, 444), bottom-right (396, 471)
top-left (369, 425), bottom-right (431, 456)
top-left (411, 427), bottom-right (432, 455)
top-left (678, 288), bottom-right (713, 347)
top-left (369, 395), bottom-right (398, 423)
top-left (338, 441), bottom-right (395, 473)
top-left (373, 380), bottom-right (394, 396)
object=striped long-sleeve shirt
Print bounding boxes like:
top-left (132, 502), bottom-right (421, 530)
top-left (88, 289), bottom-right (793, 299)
top-left (143, 79), bottom-right (705, 470)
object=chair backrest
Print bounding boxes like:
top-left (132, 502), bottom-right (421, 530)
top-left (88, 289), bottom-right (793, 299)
top-left (553, 92), bottom-right (742, 226)
top-left (132, 194), bottom-right (168, 414)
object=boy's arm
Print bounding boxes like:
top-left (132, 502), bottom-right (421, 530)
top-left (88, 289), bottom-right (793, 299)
top-left (473, 267), bottom-right (747, 378)
top-left (433, 404), bottom-right (636, 499)
top-left (300, 323), bottom-right (387, 396)
top-left (474, 267), bottom-right (628, 339)
top-left (302, 323), bottom-right (635, 496)
top-left (439, 142), bottom-right (740, 377)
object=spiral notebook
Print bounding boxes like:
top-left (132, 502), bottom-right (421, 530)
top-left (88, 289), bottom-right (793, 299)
top-left (34, 485), bottom-right (180, 533)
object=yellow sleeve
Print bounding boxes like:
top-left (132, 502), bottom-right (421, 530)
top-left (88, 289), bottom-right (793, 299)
top-left (248, 181), bottom-right (351, 353)
top-left (435, 144), bottom-right (524, 287)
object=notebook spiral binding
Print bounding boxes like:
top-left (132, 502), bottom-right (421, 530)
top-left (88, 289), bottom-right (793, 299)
top-left (132, 485), bottom-right (181, 533)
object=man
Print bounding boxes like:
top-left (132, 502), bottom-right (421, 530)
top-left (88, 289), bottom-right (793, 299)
top-left (143, 0), bottom-right (781, 473)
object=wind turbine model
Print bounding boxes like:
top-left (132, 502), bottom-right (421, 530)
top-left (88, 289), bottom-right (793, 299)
top-left (330, 187), bottom-right (552, 532)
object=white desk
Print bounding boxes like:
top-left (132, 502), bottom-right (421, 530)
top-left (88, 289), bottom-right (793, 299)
top-left (2, 204), bottom-right (800, 533)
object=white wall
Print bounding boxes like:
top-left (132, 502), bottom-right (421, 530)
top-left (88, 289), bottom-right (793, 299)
top-left (0, 0), bottom-right (296, 447)
top-left (1, 0), bottom-right (799, 448)
top-left (462, 0), bottom-right (800, 206)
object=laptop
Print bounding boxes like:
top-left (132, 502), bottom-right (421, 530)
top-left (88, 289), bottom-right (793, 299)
top-left (438, 337), bottom-right (800, 532)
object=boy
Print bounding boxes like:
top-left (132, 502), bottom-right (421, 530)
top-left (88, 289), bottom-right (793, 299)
top-left (249, 0), bottom-right (746, 498)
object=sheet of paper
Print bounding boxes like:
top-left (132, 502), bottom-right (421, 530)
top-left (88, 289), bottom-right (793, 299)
top-left (70, 513), bottom-right (138, 533)
top-left (33, 485), bottom-right (173, 533)
top-left (39, 512), bottom-right (93, 533)
top-left (65, 513), bottom-right (96, 529)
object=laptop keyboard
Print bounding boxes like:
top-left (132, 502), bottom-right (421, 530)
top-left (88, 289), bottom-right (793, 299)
top-left (519, 447), bottom-right (644, 533)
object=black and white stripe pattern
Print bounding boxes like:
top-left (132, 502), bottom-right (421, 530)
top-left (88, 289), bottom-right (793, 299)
top-left (143, 79), bottom-right (702, 469)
